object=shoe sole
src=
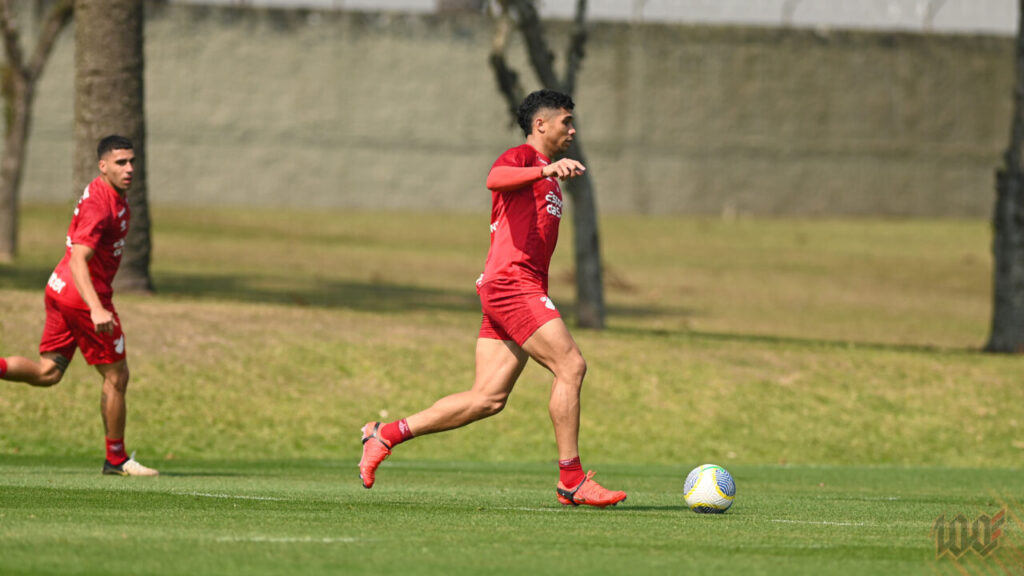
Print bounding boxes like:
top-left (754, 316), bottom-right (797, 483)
top-left (558, 494), bottom-right (627, 508)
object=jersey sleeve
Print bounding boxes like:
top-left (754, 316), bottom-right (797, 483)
top-left (491, 146), bottom-right (529, 169)
top-left (487, 147), bottom-right (544, 192)
top-left (69, 194), bottom-right (108, 250)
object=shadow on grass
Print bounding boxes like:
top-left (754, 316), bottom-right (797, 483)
top-left (2, 259), bottom-right (688, 319)
top-left (0, 264), bottom-right (481, 315)
top-left (153, 270), bottom-right (481, 314)
top-left (0, 264), bottom-right (51, 292)
top-left (621, 505), bottom-right (692, 513)
top-left (8, 265), bottom-right (957, 354)
top-left (157, 471), bottom-right (247, 478)
top-left (606, 324), bottom-right (982, 356)
top-left (151, 270), bottom-right (691, 323)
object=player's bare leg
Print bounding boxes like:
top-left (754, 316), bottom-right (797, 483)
top-left (406, 339), bottom-right (528, 435)
top-left (0, 352), bottom-right (68, 387)
top-left (360, 339), bottom-right (529, 488)
top-left (522, 318), bottom-right (626, 507)
top-left (521, 319), bottom-right (585, 461)
top-left (98, 360), bottom-right (129, 440)
top-left (97, 360), bottom-right (156, 476)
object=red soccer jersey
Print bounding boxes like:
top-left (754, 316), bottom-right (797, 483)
top-left (479, 144), bottom-right (563, 290)
top-left (45, 177), bottom-right (129, 310)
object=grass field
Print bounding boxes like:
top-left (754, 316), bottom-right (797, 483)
top-left (2, 204), bottom-right (1023, 574)
top-left (2, 457), bottom-right (1022, 576)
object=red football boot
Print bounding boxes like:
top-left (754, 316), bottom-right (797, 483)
top-left (358, 421), bottom-right (393, 489)
top-left (556, 470), bottom-right (627, 508)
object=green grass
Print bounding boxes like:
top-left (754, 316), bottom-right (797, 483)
top-left (1, 204), bottom-right (1023, 574)
top-left (1, 457), bottom-right (1022, 576)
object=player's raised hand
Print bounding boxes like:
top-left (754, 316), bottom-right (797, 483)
top-left (543, 158), bottom-right (586, 181)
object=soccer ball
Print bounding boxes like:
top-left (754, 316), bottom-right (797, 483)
top-left (683, 464), bottom-right (736, 514)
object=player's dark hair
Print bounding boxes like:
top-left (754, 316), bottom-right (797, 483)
top-left (97, 135), bottom-right (133, 160)
top-left (517, 89), bottom-right (574, 136)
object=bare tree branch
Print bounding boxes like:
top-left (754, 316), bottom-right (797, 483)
top-left (488, 0), bottom-right (523, 127)
top-left (0, 0), bottom-right (73, 260)
top-left (0, 0), bottom-right (27, 78)
top-left (27, 0), bottom-right (73, 81)
top-left (922, 0), bottom-right (947, 32)
top-left (508, 0), bottom-right (561, 91)
top-left (564, 0), bottom-right (587, 97)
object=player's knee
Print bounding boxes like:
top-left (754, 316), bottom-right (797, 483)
top-left (483, 397), bottom-right (507, 417)
top-left (104, 366), bottom-right (130, 393)
top-left (563, 353), bottom-right (587, 385)
top-left (36, 367), bottom-right (64, 387)
top-left (473, 394), bottom-right (508, 418)
top-left (34, 354), bottom-right (69, 387)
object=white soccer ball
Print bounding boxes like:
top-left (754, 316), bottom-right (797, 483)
top-left (683, 464), bottom-right (736, 514)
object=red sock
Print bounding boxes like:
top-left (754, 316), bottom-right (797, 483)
top-left (559, 456), bottom-right (585, 487)
top-left (0, 358), bottom-right (7, 378)
top-left (106, 437), bottom-right (127, 466)
top-left (379, 419), bottom-right (414, 447)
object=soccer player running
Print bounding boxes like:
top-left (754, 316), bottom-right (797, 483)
top-left (0, 135), bottom-right (158, 477)
top-left (359, 90), bottom-right (626, 507)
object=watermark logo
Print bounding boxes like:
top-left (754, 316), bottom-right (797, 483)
top-left (932, 509), bottom-right (1006, 560)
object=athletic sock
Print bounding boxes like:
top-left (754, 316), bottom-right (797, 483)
top-left (379, 419), bottom-right (414, 447)
top-left (559, 456), bottom-right (585, 487)
top-left (0, 358), bottom-right (7, 378)
top-left (105, 437), bottom-right (128, 466)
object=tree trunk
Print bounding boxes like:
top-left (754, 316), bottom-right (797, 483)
top-left (73, 0), bottom-right (152, 292)
top-left (0, 69), bottom-right (30, 262)
top-left (565, 139), bottom-right (604, 328)
top-left (986, 0), bottom-right (1024, 352)
top-left (0, 0), bottom-right (73, 262)
top-left (987, 171), bottom-right (1024, 352)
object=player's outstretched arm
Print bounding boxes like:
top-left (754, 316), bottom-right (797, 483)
top-left (486, 159), bottom-right (586, 192)
top-left (486, 166), bottom-right (546, 192)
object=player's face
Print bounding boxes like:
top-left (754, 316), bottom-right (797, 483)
top-left (539, 107), bottom-right (576, 154)
top-left (99, 148), bottom-right (135, 193)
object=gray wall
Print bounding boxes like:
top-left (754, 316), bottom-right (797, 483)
top-left (13, 4), bottom-right (1015, 216)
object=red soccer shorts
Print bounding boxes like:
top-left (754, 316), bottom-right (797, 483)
top-left (477, 277), bottom-right (561, 346)
top-left (39, 294), bottom-right (126, 366)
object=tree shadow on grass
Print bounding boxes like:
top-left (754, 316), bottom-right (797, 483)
top-left (157, 471), bottom-right (247, 478)
top-left (2, 263), bottom-right (704, 329)
top-left (3, 265), bottom-right (974, 354)
top-left (0, 263), bottom-right (51, 292)
top-left (153, 270), bottom-right (482, 314)
top-left (606, 324), bottom-right (982, 356)
top-left (152, 270), bottom-right (690, 322)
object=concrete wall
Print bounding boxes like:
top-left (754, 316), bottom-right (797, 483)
top-left (13, 3), bottom-right (1015, 216)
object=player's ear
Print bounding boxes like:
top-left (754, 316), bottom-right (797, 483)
top-left (534, 114), bottom-right (546, 134)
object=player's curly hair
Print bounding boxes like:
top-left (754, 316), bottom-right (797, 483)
top-left (97, 135), bottom-right (133, 160)
top-left (517, 89), bottom-right (574, 136)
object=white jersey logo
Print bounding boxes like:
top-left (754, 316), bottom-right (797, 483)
top-left (114, 335), bottom-right (125, 355)
top-left (545, 192), bottom-right (563, 219)
top-left (540, 296), bottom-right (556, 310)
top-left (47, 272), bottom-right (67, 294)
